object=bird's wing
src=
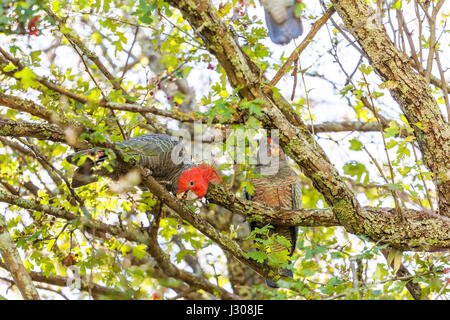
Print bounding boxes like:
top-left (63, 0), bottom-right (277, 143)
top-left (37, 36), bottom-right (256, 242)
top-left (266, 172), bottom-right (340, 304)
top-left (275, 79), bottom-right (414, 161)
top-left (116, 134), bottom-right (180, 157)
top-left (292, 179), bottom-right (302, 210)
top-left (288, 179), bottom-right (302, 255)
top-left (116, 134), bottom-right (189, 177)
top-left (66, 134), bottom-right (188, 186)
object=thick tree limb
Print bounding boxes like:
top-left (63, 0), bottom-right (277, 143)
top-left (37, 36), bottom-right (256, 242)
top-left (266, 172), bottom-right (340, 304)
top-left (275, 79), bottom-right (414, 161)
top-left (0, 93), bottom-right (54, 123)
top-left (330, 0), bottom-right (450, 216)
top-left (206, 184), bottom-right (450, 252)
top-left (0, 190), bottom-right (239, 299)
top-left (267, 7), bottom-right (336, 88)
top-left (0, 118), bottom-right (91, 149)
top-left (0, 214), bottom-right (40, 300)
top-left (0, 261), bottom-right (129, 299)
top-left (0, 93), bottom-right (84, 131)
top-left (0, 118), bottom-right (66, 143)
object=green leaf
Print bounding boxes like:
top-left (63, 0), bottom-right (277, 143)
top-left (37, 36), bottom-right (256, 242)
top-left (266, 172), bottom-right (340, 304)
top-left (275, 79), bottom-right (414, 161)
top-left (340, 84), bottom-right (354, 97)
top-left (391, 0), bottom-right (402, 10)
top-left (2, 62), bottom-right (16, 72)
top-left (120, 244), bottom-right (131, 256)
top-left (386, 139), bottom-right (397, 149)
top-left (132, 244), bottom-right (147, 260)
top-left (267, 249), bottom-right (290, 265)
top-left (387, 249), bottom-right (403, 273)
top-left (349, 139), bottom-right (363, 151)
top-left (294, 2), bottom-right (306, 18)
top-left (243, 250), bottom-right (267, 263)
top-left (343, 161), bottom-right (369, 183)
top-left (30, 50), bottom-right (41, 63)
top-left (371, 91), bottom-right (384, 99)
top-left (359, 64), bottom-right (372, 75)
top-left (14, 68), bottom-right (37, 89)
top-left (384, 121), bottom-right (399, 138)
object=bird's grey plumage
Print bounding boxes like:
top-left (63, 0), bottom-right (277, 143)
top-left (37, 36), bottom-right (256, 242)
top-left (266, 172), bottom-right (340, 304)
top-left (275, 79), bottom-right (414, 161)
top-left (262, 0), bottom-right (303, 45)
top-left (66, 134), bottom-right (193, 193)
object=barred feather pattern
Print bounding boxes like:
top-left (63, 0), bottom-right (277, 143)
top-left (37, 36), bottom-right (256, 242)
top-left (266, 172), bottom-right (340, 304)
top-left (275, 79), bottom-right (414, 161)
top-left (245, 157), bottom-right (301, 287)
top-left (250, 162), bottom-right (300, 255)
top-left (66, 134), bottom-right (193, 193)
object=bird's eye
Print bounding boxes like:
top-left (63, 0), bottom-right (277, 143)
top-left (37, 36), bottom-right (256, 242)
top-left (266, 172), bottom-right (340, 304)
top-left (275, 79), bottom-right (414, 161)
top-left (189, 180), bottom-right (194, 187)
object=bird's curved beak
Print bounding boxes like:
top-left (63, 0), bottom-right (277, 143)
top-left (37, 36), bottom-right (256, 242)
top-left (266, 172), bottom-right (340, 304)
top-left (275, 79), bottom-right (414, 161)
top-left (176, 190), bottom-right (198, 201)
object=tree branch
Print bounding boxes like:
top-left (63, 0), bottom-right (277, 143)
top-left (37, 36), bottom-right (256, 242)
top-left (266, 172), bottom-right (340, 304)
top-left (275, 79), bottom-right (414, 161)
top-left (206, 184), bottom-right (450, 252)
top-left (0, 261), bottom-right (131, 299)
top-left (0, 118), bottom-right (66, 143)
top-left (267, 6), bottom-right (336, 88)
top-left (0, 190), bottom-right (241, 298)
top-left (330, 0), bottom-right (450, 216)
top-left (0, 214), bottom-right (40, 300)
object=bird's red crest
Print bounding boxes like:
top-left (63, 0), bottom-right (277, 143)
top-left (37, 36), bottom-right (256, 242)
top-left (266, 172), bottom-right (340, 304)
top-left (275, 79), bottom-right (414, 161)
top-left (177, 165), bottom-right (221, 199)
top-left (198, 164), bottom-right (222, 184)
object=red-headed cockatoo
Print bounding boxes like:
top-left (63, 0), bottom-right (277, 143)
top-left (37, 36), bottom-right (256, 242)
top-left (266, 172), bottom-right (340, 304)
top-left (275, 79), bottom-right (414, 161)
top-left (66, 134), bottom-right (221, 200)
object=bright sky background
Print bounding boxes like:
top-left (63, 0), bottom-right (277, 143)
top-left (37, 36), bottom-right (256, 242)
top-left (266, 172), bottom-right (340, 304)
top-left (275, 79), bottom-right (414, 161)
top-left (0, 0), bottom-right (448, 299)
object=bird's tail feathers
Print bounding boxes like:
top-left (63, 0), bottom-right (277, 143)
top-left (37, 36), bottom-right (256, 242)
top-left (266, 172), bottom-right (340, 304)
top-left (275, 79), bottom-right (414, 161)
top-left (66, 149), bottom-right (107, 165)
top-left (66, 149), bottom-right (107, 188)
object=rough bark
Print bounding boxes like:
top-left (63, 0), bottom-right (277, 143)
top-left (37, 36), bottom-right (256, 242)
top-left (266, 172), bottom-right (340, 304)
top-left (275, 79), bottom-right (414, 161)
top-left (206, 184), bottom-right (450, 251)
top-left (0, 214), bottom-right (40, 300)
top-left (164, 0), bottom-right (450, 246)
top-left (166, 0), bottom-right (366, 237)
top-left (0, 118), bottom-right (66, 143)
top-left (0, 93), bottom-right (84, 132)
top-left (330, 0), bottom-right (450, 216)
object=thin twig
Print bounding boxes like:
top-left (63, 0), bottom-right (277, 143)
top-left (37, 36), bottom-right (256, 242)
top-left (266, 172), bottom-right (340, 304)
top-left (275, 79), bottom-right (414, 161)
top-left (411, 142), bottom-right (435, 211)
top-left (120, 26), bottom-right (140, 80)
top-left (266, 7), bottom-right (335, 89)
top-left (434, 49), bottom-right (450, 121)
top-left (362, 74), bottom-right (404, 221)
top-left (298, 58), bottom-right (315, 143)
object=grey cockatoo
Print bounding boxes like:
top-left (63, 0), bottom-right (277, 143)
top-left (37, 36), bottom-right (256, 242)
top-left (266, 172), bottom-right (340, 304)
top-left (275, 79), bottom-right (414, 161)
top-left (243, 138), bottom-right (301, 287)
